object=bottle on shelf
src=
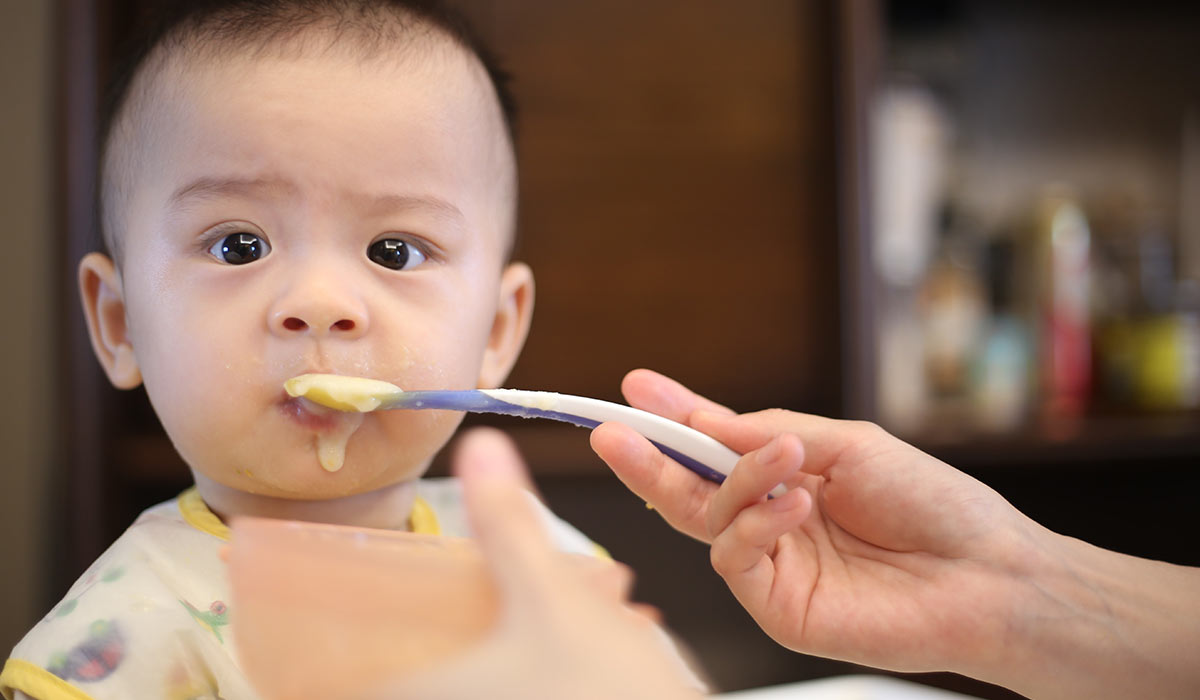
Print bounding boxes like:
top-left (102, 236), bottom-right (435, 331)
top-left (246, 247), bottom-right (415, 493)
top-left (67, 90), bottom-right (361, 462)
top-left (1030, 187), bottom-right (1093, 431)
top-left (915, 203), bottom-right (988, 437)
top-left (971, 237), bottom-right (1031, 433)
top-left (1093, 209), bottom-right (1200, 412)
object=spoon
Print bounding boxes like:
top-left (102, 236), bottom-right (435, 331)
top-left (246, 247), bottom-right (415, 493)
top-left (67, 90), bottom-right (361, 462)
top-left (285, 373), bottom-right (784, 495)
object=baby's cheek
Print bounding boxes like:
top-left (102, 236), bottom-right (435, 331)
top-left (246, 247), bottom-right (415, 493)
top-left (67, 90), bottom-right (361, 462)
top-left (393, 348), bottom-right (476, 391)
top-left (381, 408), bottom-right (463, 449)
top-left (362, 409), bottom-right (465, 479)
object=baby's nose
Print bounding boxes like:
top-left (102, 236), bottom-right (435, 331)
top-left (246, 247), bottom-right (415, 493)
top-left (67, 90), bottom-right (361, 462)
top-left (278, 315), bottom-right (360, 334)
top-left (269, 284), bottom-right (368, 339)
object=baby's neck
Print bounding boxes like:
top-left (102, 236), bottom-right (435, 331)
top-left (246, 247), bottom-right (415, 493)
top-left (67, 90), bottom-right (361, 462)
top-left (191, 472), bottom-right (418, 531)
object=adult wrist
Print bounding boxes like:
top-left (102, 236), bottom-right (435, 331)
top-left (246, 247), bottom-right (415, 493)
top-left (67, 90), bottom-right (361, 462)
top-left (981, 529), bottom-right (1200, 699)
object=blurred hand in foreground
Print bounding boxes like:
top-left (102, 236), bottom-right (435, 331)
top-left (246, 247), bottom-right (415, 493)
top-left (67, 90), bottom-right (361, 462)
top-left (362, 426), bottom-right (703, 700)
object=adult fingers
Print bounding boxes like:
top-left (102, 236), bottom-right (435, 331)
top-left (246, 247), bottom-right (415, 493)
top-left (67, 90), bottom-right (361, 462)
top-left (451, 427), bottom-right (561, 605)
top-left (691, 409), bottom-right (883, 477)
top-left (621, 369), bottom-right (736, 425)
top-left (561, 553), bottom-right (661, 630)
top-left (629, 602), bottom-right (665, 626)
top-left (704, 433), bottom-right (807, 538)
top-left (709, 489), bottom-right (813, 609)
top-left (569, 553), bottom-right (636, 604)
top-left (590, 421), bottom-right (717, 542)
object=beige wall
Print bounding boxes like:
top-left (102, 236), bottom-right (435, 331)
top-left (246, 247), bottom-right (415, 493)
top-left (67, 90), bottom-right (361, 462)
top-left (0, 0), bottom-right (55, 652)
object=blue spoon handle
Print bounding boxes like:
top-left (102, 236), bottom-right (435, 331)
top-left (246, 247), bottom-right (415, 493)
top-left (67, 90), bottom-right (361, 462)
top-left (384, 389), bottom-right (749, 488)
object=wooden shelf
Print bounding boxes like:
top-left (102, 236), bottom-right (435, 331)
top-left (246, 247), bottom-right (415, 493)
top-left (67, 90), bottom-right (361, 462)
top-left (906, 411), bottom-right (1200, 469)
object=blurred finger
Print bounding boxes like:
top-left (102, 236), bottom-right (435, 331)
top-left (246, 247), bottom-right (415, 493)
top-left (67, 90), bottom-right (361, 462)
top-left (621, 369), bottom-right (736, 426)
top-left (564, 554), bottom-right (658, 627)
top-left (705, 433), bottom-right (805, 537)
top-left (452, 426), bottom-right (538, 494)
top-left (452, 427), bottom-right (560, 602)
top-left (570, 555), bottom-right (635, 603)
top-left (613, 601), bottom-right (663, 634)
top-left (590, 421), bottom-right (717, 542)
top-left (629, 602), bottom-right (664, 626)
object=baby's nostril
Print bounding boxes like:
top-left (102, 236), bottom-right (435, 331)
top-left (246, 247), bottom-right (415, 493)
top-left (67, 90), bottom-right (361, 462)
top-left (283, 317), bottom-right (307, 331)
top-left (332, 319), bottom-right (356, 332)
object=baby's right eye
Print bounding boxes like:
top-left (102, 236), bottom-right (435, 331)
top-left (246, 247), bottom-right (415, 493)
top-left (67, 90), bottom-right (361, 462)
top-left (208, 232), bottom-right (271, 264)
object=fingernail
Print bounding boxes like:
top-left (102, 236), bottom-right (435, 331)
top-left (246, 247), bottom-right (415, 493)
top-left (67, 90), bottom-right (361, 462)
top-left (464, 456), bottom-right (510, 480)
top-left (458, 432), bottom-right (518, 479)
top-left (756, 437), bottom-right (783, 465)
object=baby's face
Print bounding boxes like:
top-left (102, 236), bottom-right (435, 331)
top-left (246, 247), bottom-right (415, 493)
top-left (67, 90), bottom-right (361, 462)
top-left (110, 46), bottom-right (523, 499)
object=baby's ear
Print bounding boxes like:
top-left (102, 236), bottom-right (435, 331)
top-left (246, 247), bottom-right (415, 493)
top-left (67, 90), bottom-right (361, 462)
top-left (79, 252), bottom-right (142, 389)
top-left (477, 262), bottom-right (534, 389)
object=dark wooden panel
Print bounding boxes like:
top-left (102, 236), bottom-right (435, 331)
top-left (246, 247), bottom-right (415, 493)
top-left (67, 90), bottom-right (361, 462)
top-left (475, 0), bottom-right (841, 413)
top-left (55, 0), bottom-right (110, 602)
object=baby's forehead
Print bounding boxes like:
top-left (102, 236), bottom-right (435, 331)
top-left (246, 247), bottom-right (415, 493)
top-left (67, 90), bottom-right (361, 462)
top-left (105, 20), bottom-right (517, 260)
top-left (147, 19), bottom-right (480, 103)
top-left (155, 6), bottom-right (454, 65)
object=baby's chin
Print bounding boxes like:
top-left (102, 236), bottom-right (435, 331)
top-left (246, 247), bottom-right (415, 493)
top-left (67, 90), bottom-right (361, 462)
top-left (191, 432), bottom-right (435, 499)
top-left (216, 456), bottom-right (431, 501)
top-left (182, 407), bottom-right (464, 501)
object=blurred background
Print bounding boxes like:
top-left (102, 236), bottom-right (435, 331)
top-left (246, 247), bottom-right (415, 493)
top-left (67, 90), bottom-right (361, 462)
top-left (2, 1), bottom-right (1197, 697)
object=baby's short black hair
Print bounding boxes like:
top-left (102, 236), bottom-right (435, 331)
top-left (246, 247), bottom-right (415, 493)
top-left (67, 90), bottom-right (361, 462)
top-left (98, 0), bottom-right (516, 262)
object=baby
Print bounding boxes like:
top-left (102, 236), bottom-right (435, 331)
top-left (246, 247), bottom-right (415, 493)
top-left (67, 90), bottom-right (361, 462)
top-left (1, 1), bottom-right (607, 697)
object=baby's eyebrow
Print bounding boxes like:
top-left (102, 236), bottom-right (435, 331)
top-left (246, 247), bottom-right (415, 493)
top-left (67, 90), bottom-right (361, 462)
top-left (168, 175), bottom-right (297, 208)
top-left (361, 192), bottom-right (467, 230)
top-left (166, 176), bottom-right (467, 232)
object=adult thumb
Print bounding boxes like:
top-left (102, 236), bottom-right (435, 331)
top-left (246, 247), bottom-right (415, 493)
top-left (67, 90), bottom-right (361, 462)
top-left (451, 427), bottom-right (560, 606)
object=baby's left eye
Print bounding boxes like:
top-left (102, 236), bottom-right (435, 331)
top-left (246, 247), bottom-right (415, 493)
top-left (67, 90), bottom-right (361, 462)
top-left (367, 239), bottom-right (427, 271)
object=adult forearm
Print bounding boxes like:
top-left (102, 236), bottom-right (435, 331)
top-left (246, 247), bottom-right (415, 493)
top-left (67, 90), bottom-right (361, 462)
top-left (986, 532), bottom-right (1200, 699)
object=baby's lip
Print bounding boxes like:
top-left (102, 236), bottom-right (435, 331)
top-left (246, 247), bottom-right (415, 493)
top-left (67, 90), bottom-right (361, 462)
top-left (280, 393), bottom-right (348, 432)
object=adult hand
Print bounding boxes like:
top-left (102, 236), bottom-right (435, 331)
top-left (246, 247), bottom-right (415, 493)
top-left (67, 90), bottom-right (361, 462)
top-left (591, 369), bottom-right (1200, 700)
top-left (361, 427), bottom-right (703, 700)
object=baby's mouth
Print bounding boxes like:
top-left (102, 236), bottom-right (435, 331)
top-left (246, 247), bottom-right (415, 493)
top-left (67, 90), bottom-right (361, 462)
top-left (280, 394), bottom-right (365, 473)
top-left (281, 394), bottom-right (343, 430)
top-left (283, 373), bottom-right (405, 412)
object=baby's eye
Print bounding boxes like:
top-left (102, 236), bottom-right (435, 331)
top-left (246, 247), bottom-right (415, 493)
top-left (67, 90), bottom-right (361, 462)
top-left (209, 232), bottom-right (271, 264)
top-left (367, 239), bottom-right (427, 271)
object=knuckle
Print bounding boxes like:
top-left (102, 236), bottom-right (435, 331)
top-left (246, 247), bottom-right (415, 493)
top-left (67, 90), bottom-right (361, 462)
top-left (683, 479), bottom-right (710, 526)
top-left (610, 561), bottom-right (634, 590)
top-left (757, 408), bottom-right (792, 425)
top-left (850, 419), bottom-right (888, 440)
top-left (731, 511), bottom-right (764, 545)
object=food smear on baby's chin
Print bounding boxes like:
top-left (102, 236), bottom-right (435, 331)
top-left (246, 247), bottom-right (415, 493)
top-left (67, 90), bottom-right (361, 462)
top-left (284, 373), bottom-right (404, 412)
top-left (315, 411), bottom-right (365, 472)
